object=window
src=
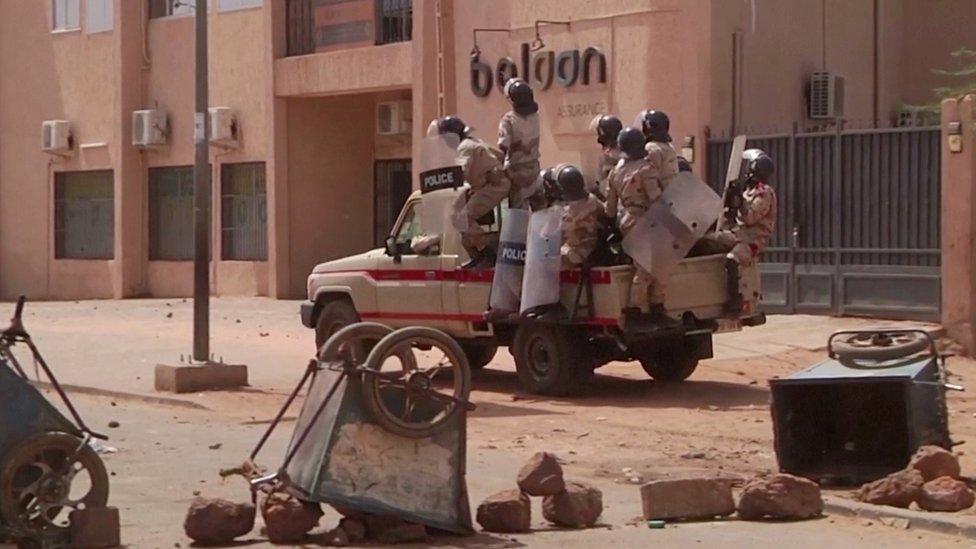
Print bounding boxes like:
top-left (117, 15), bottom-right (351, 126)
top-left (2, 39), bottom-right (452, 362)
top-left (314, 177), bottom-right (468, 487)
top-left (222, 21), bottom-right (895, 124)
top-left (217, 0), bottom-right (262, 11)
top-left (52, 0), bottom-right (81, 31)
top-left (149, 0), bottom-right (196, 19)
top-left (55, 171), bottom-right (114, 259)
top-left (374, 160), bottom-right (412, 246)
top-left (393, 202), bottom-right (421, 245)
top-left (86, 0), bottom-right (113, 33)
top-left (221, 163), bottom-right (267, 261)
top-left (149, 166), bottom-right (211, 261)
top-left (377, 0), bottom-right (412, 45)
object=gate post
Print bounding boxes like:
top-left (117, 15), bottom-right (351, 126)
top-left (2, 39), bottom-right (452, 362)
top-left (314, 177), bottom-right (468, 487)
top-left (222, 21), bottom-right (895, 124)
top-left (940, 95), bottom-right (976, 354)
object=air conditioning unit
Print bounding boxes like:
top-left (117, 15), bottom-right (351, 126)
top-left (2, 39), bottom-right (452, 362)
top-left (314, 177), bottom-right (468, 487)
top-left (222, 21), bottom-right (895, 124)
top-left (808, 72), bottom-right (845, 120)
top-left (209, 107), bottom-right (239, 148)
top-left (376, 100), bottom-right (412, 136)
top-left (132, 109), bottom-right (169, 148)
top-left (42, 120), bottom-right (73, 155)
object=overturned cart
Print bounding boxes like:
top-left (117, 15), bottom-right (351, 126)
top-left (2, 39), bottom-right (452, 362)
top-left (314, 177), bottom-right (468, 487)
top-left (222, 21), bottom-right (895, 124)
top-left (251, 323), bottom-right (474, 533)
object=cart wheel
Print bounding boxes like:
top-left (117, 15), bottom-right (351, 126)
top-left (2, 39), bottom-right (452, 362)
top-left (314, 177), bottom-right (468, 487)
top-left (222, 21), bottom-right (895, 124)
top-left (361, 327), bottom-right (472, 439)
top-left (832, 331), bottom-right (930, 361)
top-left (0, 432), bottom-right (109, 538)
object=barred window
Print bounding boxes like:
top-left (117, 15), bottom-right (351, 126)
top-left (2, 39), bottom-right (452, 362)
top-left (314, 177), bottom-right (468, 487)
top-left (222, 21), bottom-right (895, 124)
top-left (149, 166), bottom-right (211, 261)
top-left (374, 160), bottom-right (412, 247)
top-left (377, 0), bottom-right (412, 45)
top-left (55, 171), bottom-right (114, 259)
top-left (148, 0), bottom-right (195, 19)
top-left (221, 162), bottom-right (268, 261)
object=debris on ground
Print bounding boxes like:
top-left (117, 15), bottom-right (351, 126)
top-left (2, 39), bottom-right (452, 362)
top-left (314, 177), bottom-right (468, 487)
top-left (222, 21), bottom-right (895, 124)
top-left (183, 497), bottom-right (255, 545)
top-left (476, 489), bottom-right (531, 533)
top-left (542, 481), bottom-right (604, 528)
top-left (260, 492), bottom-right (323, 544)
top-left (878, 517), bottom-right (912, 530)
top-left (517, 451), bottom-right (566, 496)
top-left (917, 476), bottom-right (975, 512)
top-left (736, 474), bottom-right (823, 520)
top-left (640, 478), bottom-right (735, 521)
top-left (107, 421), bottom-right (120, 429)
top-left (857, 468), bottom-right (925, 508)
top-left (908, 446), bottom-right (961, 481)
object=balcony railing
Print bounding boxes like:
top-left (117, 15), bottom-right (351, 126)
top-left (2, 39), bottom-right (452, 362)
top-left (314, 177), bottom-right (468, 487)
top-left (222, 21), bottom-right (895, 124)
top-left (287, 0), bottom-right (412, 57)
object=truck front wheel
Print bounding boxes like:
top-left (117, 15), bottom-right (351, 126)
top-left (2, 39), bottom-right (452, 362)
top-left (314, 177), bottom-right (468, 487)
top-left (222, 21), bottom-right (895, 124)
top-left (512, 325), bottom-right (591, 395)
top-left (638, 343), bottom-right (700, 382)
top-left (315, 299), bottom-right (360, 350)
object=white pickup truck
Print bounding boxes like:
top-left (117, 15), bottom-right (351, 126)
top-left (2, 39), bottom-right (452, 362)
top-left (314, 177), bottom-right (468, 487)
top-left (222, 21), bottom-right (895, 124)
top-left (301, 193), bottom-right (766, 395)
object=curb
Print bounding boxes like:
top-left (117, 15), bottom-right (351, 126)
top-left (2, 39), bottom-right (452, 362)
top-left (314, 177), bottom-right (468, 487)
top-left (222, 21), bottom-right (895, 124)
top-left (35, 381), bottom-right (211, 411)
top-left (823, 496), bottom-right (976, 539)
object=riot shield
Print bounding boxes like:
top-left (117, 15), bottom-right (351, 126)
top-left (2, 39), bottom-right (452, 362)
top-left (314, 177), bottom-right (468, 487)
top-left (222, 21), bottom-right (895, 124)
top-left (520, 206), bottom-right (563, 314)
top-left (419, 133), bottom-right (465, 235)
top-left (623, 172), bottom-right (723, 281)
top-left (489, 208), bottom-right (530, 312)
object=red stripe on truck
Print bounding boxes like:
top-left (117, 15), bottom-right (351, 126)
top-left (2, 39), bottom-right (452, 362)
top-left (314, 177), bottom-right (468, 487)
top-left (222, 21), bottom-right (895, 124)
top-left (318, 268), bottom-right (613, 285)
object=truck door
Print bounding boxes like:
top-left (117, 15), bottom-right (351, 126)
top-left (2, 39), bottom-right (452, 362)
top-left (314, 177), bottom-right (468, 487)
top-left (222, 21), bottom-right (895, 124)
top-left (373, 200), bottom-right (448, 329)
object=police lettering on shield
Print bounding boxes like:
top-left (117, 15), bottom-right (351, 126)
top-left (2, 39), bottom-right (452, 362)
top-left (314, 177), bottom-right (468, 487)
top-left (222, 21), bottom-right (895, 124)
top-left (498, 241), bottom-right (527, 266)
top-left (421, 166), bottom-right (463, 194)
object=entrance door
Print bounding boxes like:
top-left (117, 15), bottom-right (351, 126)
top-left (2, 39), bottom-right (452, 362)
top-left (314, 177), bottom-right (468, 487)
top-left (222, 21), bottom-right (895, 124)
top-left (375, 160), bottom-right (413, 247)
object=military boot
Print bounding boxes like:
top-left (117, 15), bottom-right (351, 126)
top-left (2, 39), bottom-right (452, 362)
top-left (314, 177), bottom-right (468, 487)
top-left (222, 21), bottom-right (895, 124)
top-left (646, 303), bottom-right (680, 329)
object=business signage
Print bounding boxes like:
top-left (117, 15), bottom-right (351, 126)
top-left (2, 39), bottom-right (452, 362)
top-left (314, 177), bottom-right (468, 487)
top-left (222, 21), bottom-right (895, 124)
top-left (471, 43), bottom-right (608, 98)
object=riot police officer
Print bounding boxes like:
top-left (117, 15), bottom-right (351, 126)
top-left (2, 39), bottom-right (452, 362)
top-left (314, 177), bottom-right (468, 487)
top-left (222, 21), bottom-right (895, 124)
top-left (605, 127), bottom-right (673, 328)
top-left (557, 165), bottom-right (605, 269)
top-left (591, 114), bottom-right (623, 198)
top-left (437, 116), bottom-right (511, 269)
top-left (498, 78), bottom-right (541, 210)
top-left (637, 109), bottom-right (679, 190)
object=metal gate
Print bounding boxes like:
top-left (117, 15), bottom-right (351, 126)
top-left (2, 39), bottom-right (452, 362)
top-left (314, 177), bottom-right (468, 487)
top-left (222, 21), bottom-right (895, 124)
top-left (706, 127), bottom-right (941, 321)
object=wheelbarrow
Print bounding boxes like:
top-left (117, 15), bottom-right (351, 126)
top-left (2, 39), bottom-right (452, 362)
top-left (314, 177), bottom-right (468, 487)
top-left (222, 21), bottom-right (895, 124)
top-left (249, 323), bottom-right (475, 534)
top-left (0, 297), bottom-right (110, 545)
top-left (770, 328), bottom-right (956, 484)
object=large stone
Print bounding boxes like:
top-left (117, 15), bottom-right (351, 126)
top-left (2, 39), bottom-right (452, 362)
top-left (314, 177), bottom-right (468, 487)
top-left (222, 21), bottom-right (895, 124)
top-left (542, 481), bottom-right (603, 528)
top-left (737, 474), bottom-right (823, 520)
top-left (517, 452), bottom-right (566, 496)
top-left (338, 517), bottom-right (367, 543)
top-left (909, 446), bottom-right (961, 481)
top-left (917, 476), bottom-right (976, 512)
top-left (69, 507), bottom-right (121, 548)
top-left (260, 493), bottom-right (323, 544)
top-left (857, 469), bottom-right (925, 508)
top-left (184, 497), bottom-right (255, 545)
top-left (476, 490), bottom-right (531, 533)
top-left (364, 515), bottom-right (428, 544)
top-left (640, 478), bottom-right (735, 520)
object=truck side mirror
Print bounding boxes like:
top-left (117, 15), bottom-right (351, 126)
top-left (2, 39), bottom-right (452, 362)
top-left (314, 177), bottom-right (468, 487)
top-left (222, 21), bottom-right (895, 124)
top-left (385, 236), bottom-right (402, 263)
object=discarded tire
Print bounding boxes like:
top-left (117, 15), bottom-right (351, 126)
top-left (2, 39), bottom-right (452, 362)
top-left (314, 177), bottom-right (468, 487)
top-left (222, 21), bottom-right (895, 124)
top-left (831, 331), bottom-right (930, 361)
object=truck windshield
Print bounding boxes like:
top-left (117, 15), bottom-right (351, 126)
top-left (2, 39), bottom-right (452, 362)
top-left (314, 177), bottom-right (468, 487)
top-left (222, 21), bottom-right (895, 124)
top-left (394, 202), bottom-right (421, 243)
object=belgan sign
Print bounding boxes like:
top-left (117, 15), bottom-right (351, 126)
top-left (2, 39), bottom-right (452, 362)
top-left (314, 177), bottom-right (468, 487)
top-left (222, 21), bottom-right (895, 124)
top-left (471, 43), bottom-right (608, 97)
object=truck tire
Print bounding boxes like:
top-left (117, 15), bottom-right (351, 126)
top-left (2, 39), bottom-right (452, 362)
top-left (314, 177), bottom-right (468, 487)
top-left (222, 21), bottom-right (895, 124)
top-left (512, 324), bottom-right (591, 395)
top-left (638, 343), bottom-right (700, 382)
top-left (315, 299), bottom-right (360, 350)
top-left (459, 342), bottom-right (498, 370)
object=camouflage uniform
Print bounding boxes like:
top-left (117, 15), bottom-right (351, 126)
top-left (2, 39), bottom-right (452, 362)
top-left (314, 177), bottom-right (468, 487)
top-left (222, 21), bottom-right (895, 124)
top-left (560, 195), bottom-right (605, 269)
top-left (596, 146), bottom-right (621, 197)
top-left (710, 181), bottom-right (777, 266)
top-left (498, 111), bottom-right (541, 209)
top-left (605, 158), bottom-right (667, 310)
top-left (645, 141), bottom-right (679, 190)
top-left (454, 137), bottom-right (511, 253)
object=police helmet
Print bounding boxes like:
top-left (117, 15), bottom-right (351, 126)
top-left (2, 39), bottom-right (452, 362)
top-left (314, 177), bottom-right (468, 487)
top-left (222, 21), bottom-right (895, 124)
top-left (436, 116), bottom-right (470, 141)
top-left (677, 156), bottom-right (693, 173)
top-left (638, 109), bottom-right (672, 142)
top-left (504, 78), bottom-right (538, 115)
top-left (617, 127), bottom-right (648, 160)
top-left (591, 115), bottom-right (623, 148)
top-left (556, 165), bottom-right (587, 202)
top-left (743, 149), bottom-right (775, 182)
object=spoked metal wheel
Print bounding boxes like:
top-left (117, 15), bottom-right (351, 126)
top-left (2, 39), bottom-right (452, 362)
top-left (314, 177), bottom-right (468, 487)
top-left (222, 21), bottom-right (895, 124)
top-left (831, 331), bottom-right (930, 362)
top-left (0, 433), bottom-right (109, 537)
top-left (361, 327), bottom-right (472, 439)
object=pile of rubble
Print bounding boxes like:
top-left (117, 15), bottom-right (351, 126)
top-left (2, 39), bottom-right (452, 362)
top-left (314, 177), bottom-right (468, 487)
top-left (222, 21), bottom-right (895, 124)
top-left (641, 473), bottom-right (823, 522)
top-left (857, 445), bottom-right (975, 512)
top-left (477, 451), bottom-right (604, 533)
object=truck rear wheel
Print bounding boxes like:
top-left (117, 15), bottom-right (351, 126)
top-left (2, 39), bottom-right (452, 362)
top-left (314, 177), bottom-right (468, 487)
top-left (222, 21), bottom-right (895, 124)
top-left (315, 299), bottom-right (360, 350)
top-left (638, 343), bottom-right (700, 382)
top-left (459, 342), bottom-right (498, 370)
top-left (512, 325), bottom-right (591, 395)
